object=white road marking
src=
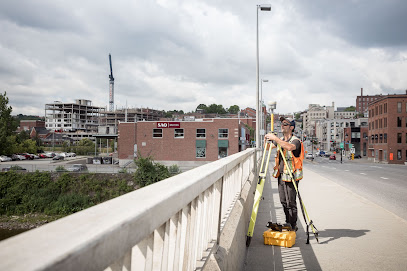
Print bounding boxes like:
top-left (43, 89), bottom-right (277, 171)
top-left (360, 173), bottom-right (366, 175)
top-left (345, 170), bottom-right (349, 172)
top-left (370, 166), bottom-right (383, 169)
top-left (380, 177), bottom-right (388, 180)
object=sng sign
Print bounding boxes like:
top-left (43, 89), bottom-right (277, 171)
top-left (157, 122), bottom-right (180, 128)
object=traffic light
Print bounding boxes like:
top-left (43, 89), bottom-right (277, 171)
top-left (351, 153), bottom-right (354, 160)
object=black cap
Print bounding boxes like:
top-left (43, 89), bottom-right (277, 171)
top-left (279, 116), bottom-right (295, 129)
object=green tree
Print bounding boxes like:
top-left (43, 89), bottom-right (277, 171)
top-left (344, 106), bottom-right (356, 112)
top-left (0, 92), bottom-right (18, 155)
top-left (196, 104), bottom-right (208, 112)
top-left (207, 104), bottom-right (227, 114)
top-left (74, 138), bottom-right (95, 155)
top-left (134, 155), bottom-right (170, 187)
top-left (295, 112), bottom-right (302, 121)
top-left (228, 105), bottom-right (240, 114)
top-left (19, 139), bottom-right (38, 154)
top-left (16, 130), bottom-right (30, 143)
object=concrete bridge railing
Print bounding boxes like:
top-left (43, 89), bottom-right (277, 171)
top-left (0, 148), bottom-right (258, 271)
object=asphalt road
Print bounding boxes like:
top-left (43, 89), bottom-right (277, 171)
top-left (304, 156), bottom-right (407, 221)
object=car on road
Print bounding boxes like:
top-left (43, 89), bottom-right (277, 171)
top-left (329, 155), bottom-right (336, 160)
top-left (318, 151), bottom-right (326, 157)
top-left (67, 164), bottom-right (88, 172)
top-left (52, 155), bottom-right (64, 160)
top-left (306, 153), bottom-right (314, 160)
top-left (2, 165), bottom-right (28, 172)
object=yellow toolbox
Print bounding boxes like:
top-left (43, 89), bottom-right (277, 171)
top-left (263, 229), bottom-right (296, 248)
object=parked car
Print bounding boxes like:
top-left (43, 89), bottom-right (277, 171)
top-left (21, 153), bottom-right (34, 160)
top-left (45, 152), bottom-right (55, 158)
top-left (67, 152), bottom-right (76, 157)
top-left (38, 153), bottom-right (48, 158)
top-left (319, 151), bottom-right (326, 157)
top-left (52, 155), bottom-right (64, 160)
top-left (67, 164), bottom-right (88, 172)
top-left (0, 155), bottom-right (12, 162)
top-left (329, 155), bottom-right (336, 160)
top-left (2, 165), bottom-right (27, 172)
top-left (12, 154), bottom-right (26, 160)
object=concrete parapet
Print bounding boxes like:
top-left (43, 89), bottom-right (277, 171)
top-left (204, 163), bottom-right (257, 271)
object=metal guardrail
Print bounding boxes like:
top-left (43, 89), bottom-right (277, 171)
top-left (0, 148), bottom-right (257, 271)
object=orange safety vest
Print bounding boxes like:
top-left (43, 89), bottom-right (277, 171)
top-left (272, 135), bottom-right (304, 182)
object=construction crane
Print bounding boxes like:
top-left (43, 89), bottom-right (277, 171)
top-left (109, 53), bottom-right (115, 112)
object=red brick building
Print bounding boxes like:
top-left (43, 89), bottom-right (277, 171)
top-left (118, 118), bottom-right (251, 168)
top-left (368, 94), bottom-right (407, 164)
top-left (18, 120), bottom-right (45, 132)
top-left (356, 88), bottom-right (383, 115)
top-left (343, 126), bottom-right (368, 156)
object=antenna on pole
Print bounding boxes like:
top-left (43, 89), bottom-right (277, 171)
top-left (109, 54), bottom-right (115, 112)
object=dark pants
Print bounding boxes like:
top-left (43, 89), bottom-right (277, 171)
top-left (278, 177), bottom-right (299, 227)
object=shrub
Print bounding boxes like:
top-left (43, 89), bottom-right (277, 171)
top-left (134, 156), bottom-right (170, 187)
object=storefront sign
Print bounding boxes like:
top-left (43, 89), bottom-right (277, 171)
top-left (157, 122), bottom-right (180, 128)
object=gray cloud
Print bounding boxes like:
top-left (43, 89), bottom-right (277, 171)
top-left (0, 0), bottom-right (406, 117)
top-left (292, 0), bottom-right (407, 48)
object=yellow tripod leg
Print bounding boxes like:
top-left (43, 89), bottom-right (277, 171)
top-left (246, 141), bottom-right (273, 247)
top-left (277, 145), bottom-right (319, 243)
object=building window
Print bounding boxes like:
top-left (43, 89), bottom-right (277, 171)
top-left (153, 128), bottom-right (163, 138)
top-left (384, 118), bottom-right (387, 128)
top-left (384, 133), bottom-right (387, 143)
top-left (379, 134), bottom-right (383, 143)
top-left (196, 140), bottom-right (206, 158)
top-left (196, 129), bottom-right (206, 138)
top-left (384, 103), bottom-right (387, 113)
top-left (397, 117), bottom-right (402, 127)
top-left (397, 150), bottom-right (402, 160)
top-left (397, 102), bottom-right (402, 113)
top-left (218, 129), bottom-right (228, 138)
top-left (397, 133), bottom-right (402, 143)
top-left (174, 129), bottom-right (184, 138)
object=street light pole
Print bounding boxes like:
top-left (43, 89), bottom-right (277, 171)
top-left (256, 4), bottom-right (271, 149)
top-left (260, 79), bottom-right (268, 148)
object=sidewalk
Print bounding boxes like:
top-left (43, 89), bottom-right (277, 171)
top-left (244, 167), bottom-right (407, 271)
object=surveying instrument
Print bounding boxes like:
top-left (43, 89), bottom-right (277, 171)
top-left (246, 104), bottom-right (319, 247)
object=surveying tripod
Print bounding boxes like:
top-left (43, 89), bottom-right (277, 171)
top-left (246, 128), bottom-right (319, 247)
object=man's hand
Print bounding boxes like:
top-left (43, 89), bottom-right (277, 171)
top-left (265, 132), bottom-right (278, 142)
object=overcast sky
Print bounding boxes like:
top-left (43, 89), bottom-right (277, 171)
top-left (1, 0), bottom-right (406, 116)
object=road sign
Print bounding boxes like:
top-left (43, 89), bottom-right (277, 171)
top-left (340, 142), bottom-right (344, 149)
top-left (350, 148), bottom-right (355, 154)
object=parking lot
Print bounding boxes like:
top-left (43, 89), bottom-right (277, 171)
top-left (0, 156), bottom-right (135, 173)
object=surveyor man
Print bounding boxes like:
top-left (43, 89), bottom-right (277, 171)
top-left (264, 117), bottom-right (304, 232)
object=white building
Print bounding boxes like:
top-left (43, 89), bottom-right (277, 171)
top-left (45, 99), bottom-right (104, 141)
top-left (302, 103), bottom-right (335, 136)
top-left (318, 118), bottom-right (368, 151)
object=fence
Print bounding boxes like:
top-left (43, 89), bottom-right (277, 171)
top-left (0, 148), bottom-right (257, 271)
